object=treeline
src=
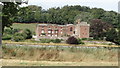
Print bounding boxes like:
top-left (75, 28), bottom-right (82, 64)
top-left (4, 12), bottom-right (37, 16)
top-left (14, 5), bottom-right (118, 27)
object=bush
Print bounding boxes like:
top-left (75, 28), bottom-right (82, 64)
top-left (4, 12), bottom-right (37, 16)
top-left (2, 34), bottom-right (12, 40)
top-left (66, 36), bottom-right (79, 44)
top-left (52, 39), bottom-right (61, 43)
top-left (13, 36), bottom-right (25, 42)
top-left (4, 29), bottom-right (12, 35)
top-left (40, 39), bottom-right (51, 43)
top-left (81, 38), bottom-right (88, 40)
top-left (13, 29), bottom-right (21, 34)
top-left (23, 29), bottom-right (32, 39)
top-left (4, 28), bottom-right (21, 35)
top-left (78, 38), bottom-right (85, 44)
top-left (40, 39), bottom-right (62, 43)
top-left (12, 33), bottom-right (25, 42)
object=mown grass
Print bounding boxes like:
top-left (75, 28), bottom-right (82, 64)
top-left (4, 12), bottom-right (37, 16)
top-left (2, 44), bottom-right (118, 62)
top-left (8, 23), bottom-right (37, 33)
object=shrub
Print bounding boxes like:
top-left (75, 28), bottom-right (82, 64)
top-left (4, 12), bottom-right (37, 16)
top-left (4, 29), bottom-right (12, 35)
top-left (2, 34), bottom-right (12, 40)
top-left (78, 38), bottom-right (85, 44)
top-left (66, 36), bottom-right (79, 44)
top-left (81, 38), bottom-right (88, 40)
top-left (4, 28), bottom-right (21, 35)
top-left (12, 33), bottom-right (25, 42)
top-left (40, 39), bottom-right (62, 43)
top-left (40, 39), bottom-right (51, 43)
top-left (52, 39), bottom-right (61, 43)
top-left (23, 29), bottom-right (32, 39)
top-left (13, 36), bottom-right (25, 42)
top-left (13, 29), bottom-right (21, 34)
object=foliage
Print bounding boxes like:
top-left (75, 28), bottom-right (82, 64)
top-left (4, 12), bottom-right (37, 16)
top-left (13, 35), bottom-right (25, 42)
top-left (40, 39), bottom-right (61, 43)
top-left (2, 2), bottom-right (21, 33)
top-left (66, 36), bottom-right (79, 44)
top-left (23, 29), bottom-right (32, 39)
top-left (78, 38), bottom-right (85, 44)
top-left (52, 39), bottom-right (61, 43)
top-left (106, 28), bottom-right (120, 45)
top-left (12, 29), bottom-right (32, 42)
top-left (40, 39), bottom-right (51, 43)
top-left (13, 5), bottom-right (118, 27)
top-left (90, 19), bottom-right (112, 40)
top-left (2, 34), bottom-right (12, 40)
top-left (3, 28), bottom-right (32, 42)
top-left (74, 12), bottom-right (93, 23)
top-left (106, 28), bottom-right (118, 41)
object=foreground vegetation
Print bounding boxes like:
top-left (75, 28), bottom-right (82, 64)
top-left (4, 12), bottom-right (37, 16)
top-left (2, 45), bottom-right (118, 62)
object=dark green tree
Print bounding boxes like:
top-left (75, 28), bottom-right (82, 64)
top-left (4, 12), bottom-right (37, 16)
top-left (2, 2), bottom-right (21, 33)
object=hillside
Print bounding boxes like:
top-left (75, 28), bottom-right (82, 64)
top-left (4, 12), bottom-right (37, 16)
top-left (9, 23), bottom-right (37, 33)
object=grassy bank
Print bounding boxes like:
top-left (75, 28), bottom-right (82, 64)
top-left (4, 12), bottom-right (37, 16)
top-left (2, 45), bottom-right (118, 62)
top-left (6, 23), bottom-right (37, 33)
top-left (2, 40), bottom-right (120, 47)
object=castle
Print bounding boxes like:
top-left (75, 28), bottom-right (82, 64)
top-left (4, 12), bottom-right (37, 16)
top-left (35, 21), bottom-right (90, 40)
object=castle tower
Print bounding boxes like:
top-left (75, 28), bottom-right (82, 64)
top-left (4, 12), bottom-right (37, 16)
top-left (75, 22), bottom-right (90, 38)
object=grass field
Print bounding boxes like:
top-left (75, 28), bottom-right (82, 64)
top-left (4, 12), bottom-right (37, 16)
top-left (2, 44), bottom-right (118, 66)
top-left (10, 23), bottom-right (37, 33)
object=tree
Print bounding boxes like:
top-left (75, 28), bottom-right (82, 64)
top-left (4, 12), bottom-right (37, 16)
top-left (106, 28), bottom-right (120, 45)
top-left (66, 36), bottom-right (79, 44)
top-left (13, 5), bottom-right (118, 29)
top-left (23, 29), bottom-right (32, 39)
top-left (106, 28), bottom-right (118, 41)
top-left (101, 11), bottom-right (118, 28)
top-left (90, 19), bottom-right (112, 40)
top-left (74, 12), bottom-right (93, 24)
top-left (2, 2), bottom-right (21, 34)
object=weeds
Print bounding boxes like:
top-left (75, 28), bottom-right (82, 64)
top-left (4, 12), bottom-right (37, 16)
top-left (2, 45), bottom-right (118, 62)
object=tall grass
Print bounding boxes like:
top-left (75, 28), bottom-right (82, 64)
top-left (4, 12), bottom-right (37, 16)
top-left (2, 45), bottom-right (118, 62)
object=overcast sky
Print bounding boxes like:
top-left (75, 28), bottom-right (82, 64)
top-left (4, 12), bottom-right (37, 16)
top-left (22, 0), bottom-right (119, 12)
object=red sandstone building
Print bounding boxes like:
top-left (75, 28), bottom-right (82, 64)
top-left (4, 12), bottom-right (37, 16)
top-left (35, 22), bottom-right (90, 40)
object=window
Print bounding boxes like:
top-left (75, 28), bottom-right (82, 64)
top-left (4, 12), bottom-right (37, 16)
top-left (42, 26), bottom-right (44, 29)
top-left (48, 31), bottom-right (51, 33)
top-left (41, 30), bottom-right (45, 33)
top-left (55, 35), bottom-right (57, 37)
top-left (55, 30), bottom-right (58, 33)
top-left (48, 34), bottom-right (51, 36)
top-left (52, 31), bottom-right (54, 33)
top-left (61, 27), bottom-right (63, 30)
top-left (74, 31), bottom-right (75, 34)
top-left (70, 27), bottom-right (72, 31)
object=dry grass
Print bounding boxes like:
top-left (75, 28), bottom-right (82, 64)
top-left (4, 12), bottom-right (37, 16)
top-left (2, 45), bottom-right (118, 62)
